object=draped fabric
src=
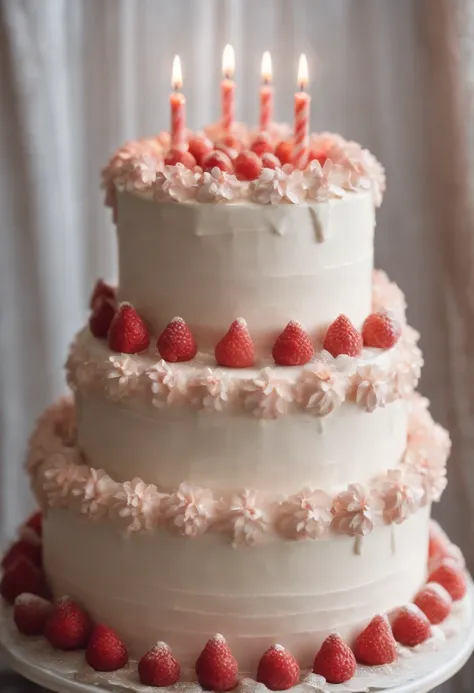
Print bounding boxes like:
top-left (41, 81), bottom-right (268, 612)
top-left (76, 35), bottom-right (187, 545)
top-left (1, 0), bottom-right (474, 689)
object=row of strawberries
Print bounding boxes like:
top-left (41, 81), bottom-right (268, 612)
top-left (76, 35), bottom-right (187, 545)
top-left (1, 512), bottom-right (467, 689)
top-left (90, 280), bottom-right (401, 368)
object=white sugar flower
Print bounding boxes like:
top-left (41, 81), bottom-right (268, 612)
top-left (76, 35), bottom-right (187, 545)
top-left (155, 164), bottom-right (200, 202)
top-left (188, 368), bottom-right (231, 412)
top-left (105, 356), bottom-right (141, 400)
top-left (148, 359), bottom-right (186, 407)
top-left (305, 159), bottom-right (347, 201)
top-left (197, 167), bottom-right (242, 203)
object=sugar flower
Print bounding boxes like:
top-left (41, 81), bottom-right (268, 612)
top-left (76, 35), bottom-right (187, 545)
top-left (277, 487), bottom-right (332, 539)
top-left (305, 159), bottom-right (347, 202)
top-left (105, 356), bottom-right (141, 400)
top-left (243, 368), bottom-right (293, 419)
top-left (162, 482), bottom-right (217, 537)
top-left (296, 355), bottom-right (352, 416)
top-left (355, 364), bottom-right (392, 412)
top-left (377, 469), bottom-right (424, 524)
top-left (331, 483), bottom-right (382, 536)
top-left (188, 368), bottom-right (231, 412)
top-left (113, 478), bottom-right (162, 532)
top-left (197, 167), bottom-right (242, 203)
top-left (224, 490), bottom-right (271, 547)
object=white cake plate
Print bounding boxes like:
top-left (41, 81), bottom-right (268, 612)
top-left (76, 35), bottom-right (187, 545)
top-left (1, 582), bottom-right (474, 693)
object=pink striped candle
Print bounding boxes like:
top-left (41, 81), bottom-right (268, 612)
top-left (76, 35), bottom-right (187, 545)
top-left (259, 51), bottom-right (273, 131)
top-left (221, 44), bottom-right (235, 133)
top-left (170, 55), bottom-right (186, 150)
top-left (293, 54), bottom-right (311, 169)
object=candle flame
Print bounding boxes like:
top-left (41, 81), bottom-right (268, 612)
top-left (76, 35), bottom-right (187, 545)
top-left (261, 51), bottom-right (272, 84)
top-left (171, 55), bottom-right (182, 90)
top-left (222, 44), bottom-right (235, 79)
top-left (297, 54), bottom-right (308, 90)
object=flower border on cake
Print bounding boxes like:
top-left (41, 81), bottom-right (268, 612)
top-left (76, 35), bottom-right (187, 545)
top-left (26, 395), bottom-right (450, 545)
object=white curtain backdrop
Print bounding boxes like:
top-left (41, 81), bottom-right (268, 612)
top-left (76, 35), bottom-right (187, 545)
top-left (1, 1), bottom-right (474, 689)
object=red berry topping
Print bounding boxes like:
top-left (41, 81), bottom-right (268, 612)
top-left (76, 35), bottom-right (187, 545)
top-left (275, 141), bottom-right (293, 166)
top-left (215, 143), bottom-right (239, 161)
top-left (428, 561), bottom-right (467, 601)
top-left (219, 134), bottom-right (243, 153)
top-left (25, 510), bottom-right (43, 537)
top-left (86, 624), bottom-right (129, 672)
top-left (353, 615), bottom-right (397, 666)
top-left (308, 150), bottom-right (328, 167)
top-left (272, 321), bottom-right (314, 366)
top-left (202, 150), bottom-right (233, 173)
top-left (157, 317), bottom-right (197, 362)
top-left (312, 634), bottom-right (356, 684)
top-left (362, 311), bottom-right (401, 349)
top-left (414, 583), bottom-right (452, 624)
top-left (2, 539), bottom-right (42, 572)
top-left (138, 641), bottom-right (181, 686)
top-left (323, 315), bottom-right (362, 357)
top-left (195, 634), bottom-right (238, 692)
top-left (45, 596), bottom-right (92, 650)
top-left (250, 133), bottom-right (274, 157)
top-left (188, 136), bottom-right (213, 167)
top-left (89, 279), bottom-right (116, 310)
top-left (164, 148), bottom-right (197, 169)
top-left (391, 605), bottom-right (431, 647)
top-left (0, 556), bottom-right (48, 604)
top-left (89, 296), bottom-right (116, 339)
top-left (14, 593), bottom-right (53, 636)
top-left (215, 318), bottom-right (255, 368)
top-left (234, 151), bottom-right (263, 181)
top-left (261, 153), bottom-right (281, 170)
top-left (256, 644), bottom-right (300, 691)
top-left (108, 303), bottom-right (150, 354)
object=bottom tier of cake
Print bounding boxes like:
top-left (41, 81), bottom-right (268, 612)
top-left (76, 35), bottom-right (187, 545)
top-left (43, 505), bottom-right (430, 673)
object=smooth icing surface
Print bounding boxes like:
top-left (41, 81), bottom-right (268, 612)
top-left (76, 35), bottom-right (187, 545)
top-left (43, 505), bottom-right (430, 673)
top-left (116, 191), bottom-right (375, 351)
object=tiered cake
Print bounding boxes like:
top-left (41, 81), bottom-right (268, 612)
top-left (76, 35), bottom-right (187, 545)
top-left (4, 125), bottom-right (465, 688)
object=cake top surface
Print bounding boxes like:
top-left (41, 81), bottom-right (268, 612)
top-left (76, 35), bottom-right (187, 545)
top-left (101, 125), bottom-right (385, 208)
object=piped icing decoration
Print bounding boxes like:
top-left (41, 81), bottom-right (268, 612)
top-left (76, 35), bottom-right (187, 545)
top-left (295, 353), bottom-right (353, 416)
top-left (215, 318), bottom-right (255, 368)
top-left (107, 303), bottom-right (150, 354)
top-left (242, 368), bottom-right (293, 419)
top-left (195, 634), bottom-right (238, 692)
top-left (272, 321), bottom-right (314, 366)
top-left (353, 614), bottom-right (397, 666)
top-left (27, 396), bottom-right (448, 542)
top-left (362, 311), bottom-right (401, 349)
top-left (157, 317), bottom-right (198, 363)
top-left (256, 644), bottom-right (300, 691)
top-left (354, 364), bottom-right (392, 413)
top-left (312, 634), bottom-right (356, 684)
top-left (138, 641), bottom-right (181, 687)
top-left (323, 315), bottom-right (362, 358)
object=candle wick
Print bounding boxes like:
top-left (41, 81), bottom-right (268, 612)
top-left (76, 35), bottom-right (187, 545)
top-left (299, 82), bottom-right (306, 93)
top-left (263, 77), bottom-right (271, 87)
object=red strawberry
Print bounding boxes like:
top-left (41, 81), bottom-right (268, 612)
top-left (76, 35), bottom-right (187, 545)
top-left (14, 593), bottom-right (53, 636)
top-left (138, 641), bottom-right (181, 686)
top-left (261, 153), bottom-right (281, 170)
top-left (323, 315), bottom-right (362, 357)
top-left (250, 133), bottom-right (274, 157)
top-left (195, 634), bottom-right (238, 692)
top-left (275, 141), bottom-right (293, 166)
top-left (202, 150), bottom-right (233, 173)
top-left (90, 279), bottom-right (115, 309)
top-left (234, 151), bottom-right (263, 181)
top-left (2, 540), bottom-right (42, 571)
top-left (219, 135), bottom-right (243, 153)
top-left (44, 597), bottom-right (92, 650)
top-left (414, 583), bottom-right (452, 624)
top-left (0, 556), bottom-right (48, 604)
top-left (428, 561), bottom-right (467, 601)
top-left (89, 296), bottom-right (116, 339)
top-left (312, 634), bottom-right (356, 684)
top-left (308, 150), bottom-right (328, 167)
top-left (215, 319), bottom-right (255, 368)
top-left (25, 510), bottom-right (43, 537)
top-left (362, 311), bottom-right (401, 349)
top-left (86, 624), bottom-right (128, 672)
top-left (353, 615), bottom-right (397, 665)
top-left (391, 605), bottom-right (431, 647)
top-left (272, 321), bottom-right (314, 366)
top-left (256, 644), bottom-right (300, 691)
top-left (157, 317), bottom-right (197, 362)
top-left (164, 149), bottom-right (197, 169)
top-left (188, 136), bottom-right (213, 167)
top-left (108, 303), bottom-right (150, 354)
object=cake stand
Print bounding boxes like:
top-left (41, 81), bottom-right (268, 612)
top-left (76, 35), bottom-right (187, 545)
top-left (1, 582), bottom-right (474, 693)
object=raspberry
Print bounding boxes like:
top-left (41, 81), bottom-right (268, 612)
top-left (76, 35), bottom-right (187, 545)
top-left (195, 634), bottom-right (238, 692)
top-left (202, 150), bottom-right (233, 173)
top-left (362, 311), bottom-right (401, 349)
top-left (275, 141), bottom-right (293, 166)
top-left (215, 318), bottom-right (255, 368)
top-left (414, 583), bottom-right (452, 624)
top-left (157, 317), bottom-right (197, 362)
top-left (85, 624), bottom-right (129, 672)
top-left (234, 151), bottom-right (263, 181)
top-left (164, 148), bottom-right (197, 169)
top-left (323, 315), bottom-right (362, 357)
top-left (353, 615), bottom-right (397, 666)
top-left (187, 135), bottom-right (213, 167)
top-left (391, 605), bottom-right (432, 647)
top-left (107, 303), bottom-right (150, 354)
top-left (250, 133), bottom-right (274, 157)
top-left (139, 641), bottom-right (181, 686)
top-left (272, 321), bottom-right (314, 366)
top-left (261, 153), bottom-right (281, 170)
top-left (256, 644), bottom-right (300, 690)
top-left (313, 634), bottom-right (356, 684)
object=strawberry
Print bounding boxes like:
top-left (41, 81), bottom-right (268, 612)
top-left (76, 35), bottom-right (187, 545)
top-left (428, 561), bottom-right (467, 601)
top-left (414, 583), bottom-right (452, 625)
top-left (108, 303), bottom-right (150, 354)
top-left (25, 510), bottom-right (43, 537)
top-left (234, 151), bottom-right (263, 181)
top-left (362, 311), bottom-right (401, 349)
top-left (256, 644), bottom-right (300, 691)
top-left (272, 321), bottom-right (314, 366)
top-left (44, 596), bottom-right (92, 650)
top-left (275, 141), bottom-right (293, 166)
top-left (86, 624), bottom-right (128, 672)
top-left (391, 605), bottom-right (431, 647)
top-left (89, 296), bottom-right (116, 339)
top-left (323, 315), bottom-right (362, 357)
top-left (164, 149), bottom-right (197, 169)
top-left (195, 634), bottom-right (238, 691)
top-left (157, 317), bottom-right (197, 362)
top-left (308, 150), bottom-right (328, 167)
top-left (353, 615), bottom-right (397, 666)
top-left (2, 540), bottom-right (42, 571)
top-left (13, 593), bottom-right (53, 636)
top-left (250, 133), bottom-right (274, 157)
top-left (219, 135), bottom-right (243, 153)
top-left (312, 634), bottom-right (356, 684)
top-left (188, 136), bottom-right (213, 167)
top-left (138, 641), bottom-right (181, 686)
top-left (215, 318), bottom-right (255, 368)
top-left (90, 279), bottom-right (115, 310)
top-left (0, 556), bottom-right (49, 604)
top-left (202, 150), bottom-right (233, 173)
top-left (261, 153), bottom-right (281, 170)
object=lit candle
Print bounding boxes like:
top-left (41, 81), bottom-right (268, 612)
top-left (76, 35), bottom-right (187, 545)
top-left (221, 44), bottom-right (235, 133)
top-left (293, 54), bottom-right (311, 169)
top-left (170, 55), bottom-right (186, 150)
top-left (259, 51), bottom-right (273, 132)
